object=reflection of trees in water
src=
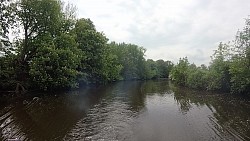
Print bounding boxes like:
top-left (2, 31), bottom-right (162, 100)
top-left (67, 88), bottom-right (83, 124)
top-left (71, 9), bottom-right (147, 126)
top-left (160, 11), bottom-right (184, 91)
top-left (1, 80), bottom-right (250, 140)
top-left (126, 80), bottom-right (173, 111)
top-left (0, 87), bottom-right (112, 140)
top-left (0, 81), bottom-right (148, 140)
top-left (174, 92), bottom-right (192, 114)
top-left (64, 82), bottom-right (145, 140)
top-left (171, 84), bottom-right (209, 114)
top-left (171, 83), bottom-right (250, 140)
top-left (141, 80), bottom-right (172, 95)
top-left (108, 81), bottom-right (147, 112)
top-left (210, 96), bottom-right (250, 140)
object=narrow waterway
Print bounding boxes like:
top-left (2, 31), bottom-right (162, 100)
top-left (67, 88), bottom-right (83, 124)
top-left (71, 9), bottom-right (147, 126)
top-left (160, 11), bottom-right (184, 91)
top-left (0, 80), bottom-right (250, 141)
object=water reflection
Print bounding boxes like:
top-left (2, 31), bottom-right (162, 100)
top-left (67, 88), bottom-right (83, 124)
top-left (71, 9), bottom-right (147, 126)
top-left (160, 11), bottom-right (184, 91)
top-left (171, 84), bottom-right (250, 140)
top-left (0, 80), bottom-right (249, 140)
top-left (0, 87), bottom-right (110, 140)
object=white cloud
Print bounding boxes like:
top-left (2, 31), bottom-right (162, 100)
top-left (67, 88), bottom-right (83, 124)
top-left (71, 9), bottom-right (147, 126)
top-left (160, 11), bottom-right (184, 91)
top-left (65, 0), bottom-right (250, 65)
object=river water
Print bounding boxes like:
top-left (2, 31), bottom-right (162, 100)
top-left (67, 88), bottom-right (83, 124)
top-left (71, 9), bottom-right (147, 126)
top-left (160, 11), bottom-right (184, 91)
top-left (0, 80), bottom-right (250, 141)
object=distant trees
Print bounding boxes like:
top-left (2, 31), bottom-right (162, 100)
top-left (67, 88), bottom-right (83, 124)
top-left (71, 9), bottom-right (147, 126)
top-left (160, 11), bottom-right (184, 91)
top-left (107, 42), bottom-right (173, 81)
top-left (156, 60), bottom-right (173, 78)
top-left (170, 17), bottom-right (250, 95)
top-left (107, 42), bottom-right (147, 80)
top-left (145, 59), bottom-right (173, 79)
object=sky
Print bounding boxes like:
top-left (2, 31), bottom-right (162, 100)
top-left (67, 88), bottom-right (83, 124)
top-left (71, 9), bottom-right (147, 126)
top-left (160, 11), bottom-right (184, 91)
top-left (65, 0), bottom-right (250, 65)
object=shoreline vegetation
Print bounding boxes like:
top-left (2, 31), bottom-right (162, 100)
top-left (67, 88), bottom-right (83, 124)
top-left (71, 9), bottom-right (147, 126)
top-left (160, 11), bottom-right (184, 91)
top-left (169, 17), bottom-right (250, 95)
top-left (0, 0), bottom-right (249, 96)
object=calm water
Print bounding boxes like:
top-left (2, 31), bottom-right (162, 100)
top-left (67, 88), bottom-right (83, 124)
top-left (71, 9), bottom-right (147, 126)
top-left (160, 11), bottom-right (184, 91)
top-left (1, 80), bottom-right (250, 141)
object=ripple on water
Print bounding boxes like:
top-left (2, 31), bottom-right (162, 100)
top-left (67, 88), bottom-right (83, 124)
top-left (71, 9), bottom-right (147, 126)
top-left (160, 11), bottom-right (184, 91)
top-left (1, 80), bottom-right (250, 141)
top-left (63, 97), bottom-right (138, 141)
top-left (0, 98), bottom-right (43, 141)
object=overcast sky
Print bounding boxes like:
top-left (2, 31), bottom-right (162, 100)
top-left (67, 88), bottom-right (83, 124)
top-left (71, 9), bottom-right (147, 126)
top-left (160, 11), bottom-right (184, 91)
top-left (66, 0), bottom-right (250, 65)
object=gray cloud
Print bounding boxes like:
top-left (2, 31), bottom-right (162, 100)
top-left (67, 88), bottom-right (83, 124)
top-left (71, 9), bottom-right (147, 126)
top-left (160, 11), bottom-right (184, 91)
top-left (66, 0), bottom-right (250, 65)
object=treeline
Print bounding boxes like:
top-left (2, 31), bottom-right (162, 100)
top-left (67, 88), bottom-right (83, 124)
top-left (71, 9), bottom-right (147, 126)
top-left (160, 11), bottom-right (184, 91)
top-left (170, 17), bottom-right (250, 95)
top-left (0, 0), bottom-right (173, 91)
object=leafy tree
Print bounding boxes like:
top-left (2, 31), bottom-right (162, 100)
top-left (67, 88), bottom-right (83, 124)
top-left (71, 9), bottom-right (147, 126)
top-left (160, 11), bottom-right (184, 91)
top-left (2, 0), bottom-right (65, 91)
top-left (165, 60), bottom-right (174, 78)
top-left (29, 33), bottom-right (81, 90)
top-left (61, 2), bottom-right (77, 33)
top-left (186, 66), bottom-right (208, 90)
top-left (109, 42), bottom-right (147, 80)
top-left (16, 0), bottom-right (63, 62)
top-left (101, 44), bottom-right (123, 82)
top-left (200, 64), bottom-right (208, 70)
top-left (156, 59), bottom-right (173, 78)
top-left (170, 57), bottom-right (189, 86)
top-left (0, 0), bottom-right (83, 91)
top-left (229, 18), bottom-right (250, 94)
top-left (145, 59), bottom-right (158, 79)
top-left (208, 42), bottom-right (231, 92)
top-left (73, 18), bottom-right (108, 84)
top-left (136, 47), bottom-right (147, 79)
top-left (0, 54), bottom-right (17, 90)
top-left (0, 0), bottom-right (17, 54)
top-left (156, 59), bottom-right (166, 78)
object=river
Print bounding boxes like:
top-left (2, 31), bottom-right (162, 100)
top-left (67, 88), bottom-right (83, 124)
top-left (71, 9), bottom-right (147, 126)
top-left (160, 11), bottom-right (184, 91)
top-left (0, 80), bottom-right (250, 141)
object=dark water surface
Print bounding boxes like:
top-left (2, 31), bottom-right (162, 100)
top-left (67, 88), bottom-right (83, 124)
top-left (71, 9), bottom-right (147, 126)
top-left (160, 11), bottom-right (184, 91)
top-left (1, 80), bottom-right (250, 141)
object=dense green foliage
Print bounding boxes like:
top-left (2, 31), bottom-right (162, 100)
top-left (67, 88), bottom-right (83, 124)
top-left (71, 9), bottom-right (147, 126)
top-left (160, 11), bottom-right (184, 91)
top-left (229, 18), bottom-right (250, 94)
top-left (170, 18), bottom-right (250, 95)
top-left (0, 0), bottom-right (173, 92)
top-left (170, 57), bottom-right (189, 86)
top-left (1, 0), bottom-right (249, 95)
